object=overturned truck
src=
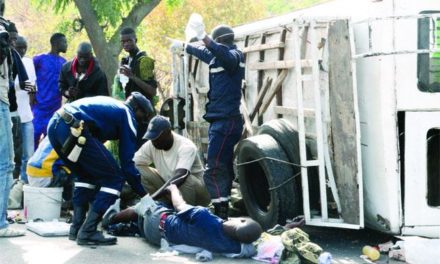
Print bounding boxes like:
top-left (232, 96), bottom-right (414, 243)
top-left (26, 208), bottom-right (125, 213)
top-left (168, 0), bottom-right (440, 237)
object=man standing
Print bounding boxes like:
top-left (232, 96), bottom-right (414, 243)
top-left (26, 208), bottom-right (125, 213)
top-left (174, 16), bottom-right (245, 219)
top-left (14, 36), bottom-right (36, 184)
top-left (0, 24), bottom-right (24, 237)
top-left (59, 42), bottom-right (108, 102)
top-left (134, 115), bottom-right (210, 207)
top-left (47, 92), bottom-right (154, 246)
top-left (118, 27), bottom-right (157, 148)
top-left (33, 33), bottom-right (67, 149)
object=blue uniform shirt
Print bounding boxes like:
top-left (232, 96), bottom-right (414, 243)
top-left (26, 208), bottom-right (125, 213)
top-left (164, 206), bottom-right (241, 254)
top-left (64, 96), bottom-right (145, 196)
top-left (186, 41), bottom-right (244, 122)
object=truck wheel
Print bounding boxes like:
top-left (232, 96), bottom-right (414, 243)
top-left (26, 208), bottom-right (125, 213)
top-left (257, 119), bottom-right (320, 212)
top-left (257, 119), bottom-right (300, 167)
top-left (237, 134), bottom-right (299, 229)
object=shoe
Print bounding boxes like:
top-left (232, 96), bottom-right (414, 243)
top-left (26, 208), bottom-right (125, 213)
top-left (77, 210), bottom-right (117, 246)
top-left (213, 201), bottom-right (229, 220)
top-left (102, 199), bottom-right (120, 230)
top-left (0, 227), bottom-right (25, 237)
top-left (69, 205), bottom-right (88, 241)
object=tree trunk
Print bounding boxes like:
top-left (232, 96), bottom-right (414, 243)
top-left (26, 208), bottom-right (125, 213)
top-left (73, 0), bottom-right (160, 94)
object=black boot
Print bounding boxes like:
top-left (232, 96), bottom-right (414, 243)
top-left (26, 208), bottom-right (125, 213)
top-left (214, 201), bottom-right (229, 220)
top-left (69, 205), bottom-right (88, 241)
top-left (77, 210), bottom-right (117, 246)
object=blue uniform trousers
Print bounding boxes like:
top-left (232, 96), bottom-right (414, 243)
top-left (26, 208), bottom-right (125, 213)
top-left (47, 114), bottom-right (124, 214)
top-left (204, 116), bottom-right (243, 203)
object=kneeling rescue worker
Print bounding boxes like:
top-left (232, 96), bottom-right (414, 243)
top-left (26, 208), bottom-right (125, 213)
top-left (47, 92), bottom-right (154, 246)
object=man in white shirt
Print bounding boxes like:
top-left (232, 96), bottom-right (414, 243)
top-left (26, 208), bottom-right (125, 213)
top-left (134, 115), bottom-right (210, 206)
top-left (14, 35), bottom-right (36, 183)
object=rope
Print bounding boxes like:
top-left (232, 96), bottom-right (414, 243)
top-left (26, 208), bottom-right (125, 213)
top-left (235, 157), bottom-right (308, 191)
top-left (268, 172), bottom-right (302, 192)
top-left (235, 156), bottom-right (305, 168)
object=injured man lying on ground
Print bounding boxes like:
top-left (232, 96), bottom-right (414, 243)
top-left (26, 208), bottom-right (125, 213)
top-left (102, 184), bottom-right (262, 260)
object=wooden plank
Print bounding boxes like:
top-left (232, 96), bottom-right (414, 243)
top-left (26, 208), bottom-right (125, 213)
top-left (249, 77), bottom-right (273, 122)
top-left (248, 60), bottom-right (312, 70)
top-left (240, 97), bottom-right (254, 137)
top-left (243, 42), bottom-right (285, 53)
top-left (259, 70), bottom-right (288, 115)
top-left (273, 105), bottom-right (315, 117)
top-left (328, 20), bottom-right (360, 225)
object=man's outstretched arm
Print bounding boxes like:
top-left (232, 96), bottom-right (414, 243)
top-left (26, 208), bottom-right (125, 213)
top-left (167, 184), bottom-right (188, 212)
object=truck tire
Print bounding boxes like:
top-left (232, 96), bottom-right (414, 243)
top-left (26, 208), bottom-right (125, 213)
top-left (257, 118), bottom-right (320, 212)
top-left (257, 119), bottom-right (301, 168)
top-left (237, 134), bottom-right (299, 229)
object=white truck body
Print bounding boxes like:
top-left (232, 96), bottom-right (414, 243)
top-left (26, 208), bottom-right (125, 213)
top-left (169, 0), bottom-right (440, 237)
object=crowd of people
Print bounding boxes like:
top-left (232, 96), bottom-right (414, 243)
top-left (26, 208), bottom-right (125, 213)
top-left (0, 3), bottom-right (262, 258)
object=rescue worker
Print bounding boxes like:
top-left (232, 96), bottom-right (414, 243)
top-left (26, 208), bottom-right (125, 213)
top-left (47, 92), bottom-right (154, 246)
top-left (171, 15), bottom-right (244, 219)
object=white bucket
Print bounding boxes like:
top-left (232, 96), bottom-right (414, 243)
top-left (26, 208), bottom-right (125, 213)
top-left (23, 185), bottom-right (63, 221)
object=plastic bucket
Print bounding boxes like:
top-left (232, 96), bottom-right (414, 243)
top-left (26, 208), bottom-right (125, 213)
top-left (23, 185), bottom-right (63, 221)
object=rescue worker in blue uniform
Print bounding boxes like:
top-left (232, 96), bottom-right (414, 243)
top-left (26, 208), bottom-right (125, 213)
top-left (181, 17), bottom-right (245, 219)
top-left (47, 92), bottom-right (154, 246)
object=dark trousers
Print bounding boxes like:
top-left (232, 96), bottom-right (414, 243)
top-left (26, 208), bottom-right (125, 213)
top-left (47, 114), bottom-right (124, 214)
top-left (11, 115), bottom-right (22, 180)
top-left (204, 116), bottom-right (243, 202)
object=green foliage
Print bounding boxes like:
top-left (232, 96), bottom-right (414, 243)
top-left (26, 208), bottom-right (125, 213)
top-left (13, 0), bottom-right (331, 98)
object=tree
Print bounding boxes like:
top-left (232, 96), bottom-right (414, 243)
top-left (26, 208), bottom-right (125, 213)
top-left (32, 0), bottom-right (161, 88)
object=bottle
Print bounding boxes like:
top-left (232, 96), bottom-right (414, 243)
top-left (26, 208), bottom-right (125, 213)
top-left (61, 121), bottom-right (84, 155)
top-left (362, 245), bottom-right (380, 261)
top-left (119, 64), bottom-right (130, 89)
top-left (67, 136), bottom-right (86, 162)
top-left (119, 73), bottom-right (129, 89)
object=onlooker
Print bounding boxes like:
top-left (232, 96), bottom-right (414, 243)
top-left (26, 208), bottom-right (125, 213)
top-left (176, 16), bottom-right (245, 219)
top-left (33, 33), bottom-right (67, 149)
top-left (7, 23), bottom-right (33, 182)
top-left (118, 27), bottom-right (158, 148)
top-left (134, 115), bottom-right (210, 207)
top-left (0, 23), bottom-right (24, 237)
top-left (59, 42), bottom-right (108, 102)
top-left (14, 35), bottom-right (36, 184)
top-left (103, 184), bottom-right (261, 258)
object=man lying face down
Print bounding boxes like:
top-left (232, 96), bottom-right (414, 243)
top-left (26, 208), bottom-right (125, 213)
top-left (102, 184), bottom-right (262, 257)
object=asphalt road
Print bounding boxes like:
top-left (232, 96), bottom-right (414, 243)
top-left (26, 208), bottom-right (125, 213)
top-left (0, 219), bottom-right (404, 264)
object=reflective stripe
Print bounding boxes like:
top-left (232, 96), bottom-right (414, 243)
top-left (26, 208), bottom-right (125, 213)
top-left (210, 67), bottom-right (225, 73)
top-left (100, 187), bottom-right (120, 196)
top-left (123, 105), bottom-right (137, 137)
top-left (210, 63), bottom-right (244, 73)
top-left (75, 182), bottom-right (96, 189)
top-left (211, 196), bottom-right (230, 203)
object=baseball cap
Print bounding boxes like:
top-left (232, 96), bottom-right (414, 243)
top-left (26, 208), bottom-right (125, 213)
top-left (143, 115), bottom-right (171, 140)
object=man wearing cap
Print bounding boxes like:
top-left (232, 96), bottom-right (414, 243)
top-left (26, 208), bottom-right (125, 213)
top-left (103, 184), bottom-right (261, 258)
top-left (134, 115), bottom-right (210, 207)
top-left (47, 92), bottom-right (154, 246)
